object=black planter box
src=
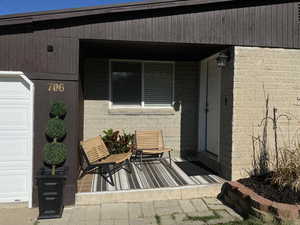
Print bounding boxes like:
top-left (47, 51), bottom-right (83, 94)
top-left (36, 168), bottom-right (66, 219)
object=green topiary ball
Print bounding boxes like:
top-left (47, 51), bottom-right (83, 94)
top-left (44, 142), bottom-right (67, 165)
top-left (45, 118), bottom-right (66, 140)
top-left (50, 101), bottom-right (67, 118)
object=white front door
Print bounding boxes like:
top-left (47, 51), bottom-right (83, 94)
top-left (0, 73), bottom-right (33, 206)
top-left (198, 56), bottom-right (221, 157)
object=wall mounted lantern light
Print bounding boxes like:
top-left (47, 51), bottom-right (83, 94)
top-left (216, 52), bottom-right (229, 68)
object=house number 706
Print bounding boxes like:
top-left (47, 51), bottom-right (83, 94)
top-left (48, 83), bottom-right (65, 92)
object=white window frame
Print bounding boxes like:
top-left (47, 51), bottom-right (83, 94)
top-left (109, 59), bottom-right (175, 109)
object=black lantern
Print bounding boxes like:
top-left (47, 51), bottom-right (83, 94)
top-left (216, 52), bottom-right (229, 68)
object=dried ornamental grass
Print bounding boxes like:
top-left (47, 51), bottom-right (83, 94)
top-left (271, 145), bottom-right (300, 192)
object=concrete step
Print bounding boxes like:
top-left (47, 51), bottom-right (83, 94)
top-left (75, 183), bottom-right (222, 205)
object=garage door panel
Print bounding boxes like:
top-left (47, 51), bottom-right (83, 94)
top-left (0, 105), bottom-right (30, 129)
top-left (0, 78), bottom-right (30, 99)
top-left (0, 135), bottom-right (30, 160)
top-left (0, 169), bottom-right (29, 202)
top-left (0, 73), bottom-right (33, 205)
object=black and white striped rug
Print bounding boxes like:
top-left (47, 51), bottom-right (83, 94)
top-left (91, 158), bottom-right (224, 192)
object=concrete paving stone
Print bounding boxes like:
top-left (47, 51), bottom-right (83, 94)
top-left (38, 218), bottom-right (71, 225)
top-left (215, 209), bottom-right (238, 221)
top-left (154, 199), bottom-right (179, 209)
top-left (70, 206), bottom-right (88, 221)
top-left (221, 207), bottom-right (243, 221)
top-left (187, 210), bottom-right (215, 218)
top-left (99, 219), bottom-right (114, 225)
top-left (0, 198), bottom-right (243, 225)
top-left (84, 220), bottom-right (100, 225)
top-left (143, 217), bottom-right (157, 225)
top-left (191, 199), bottom-right (209, 212)
top-left (202, 198), bottom-right (222, 205)
top-left (101, 203), bottom-right (128, 220)
top-left (178, 200), bottom-right (196, 213)
top-left (142, 201), bottom-right (155, 218)
top-left (207, 204), bottom-right (230, 210)
top-left (160, 215), bottom-right (177, 225)
top-left (177, 221), bottom-right (206, 225)
top-left (207, 217), bottom-right (237, 225)
top-left (171, 212), bottom-right (187, 223)
top-left (0, 207), bottom-right (38, 225)
top-left (37, 208), bottom-right (73, 225)
top-left (128, 203), bottom-right (143, 219)
top-left (86, 205), bottom-right (101, 221)
top-left (68, 216), bottom-right (88, 225)
top-left (202, 198), bottom-right (225, 210)
top-left (113, 219), bottom-right (129, 225)
top-left (129, 218), bottom-right (148, 225)
top-left (154, 205), bottom-right (182, 216)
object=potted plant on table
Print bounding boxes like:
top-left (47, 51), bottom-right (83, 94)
top-left (36, 101), bottom-right (68, 219)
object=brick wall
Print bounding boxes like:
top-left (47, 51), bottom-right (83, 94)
top-left (83, 59), bottom-right (199, 158)
top-left (231, 47), bottom-right (300, 180)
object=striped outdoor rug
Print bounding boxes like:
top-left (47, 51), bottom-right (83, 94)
top-left (91, 158), bottom-right (224, 192)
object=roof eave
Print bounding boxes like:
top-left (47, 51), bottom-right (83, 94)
top-left (0, 0), bottom-right (233, 26)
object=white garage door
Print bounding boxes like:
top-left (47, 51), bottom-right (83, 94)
top-left (0, 72), bottom-right (33, 207)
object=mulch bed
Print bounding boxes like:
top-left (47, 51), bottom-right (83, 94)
top-left (238, 173), bottom-right (300, 205)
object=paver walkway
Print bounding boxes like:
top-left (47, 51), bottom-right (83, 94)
top-left (0, 198), bottom-right (243, 225)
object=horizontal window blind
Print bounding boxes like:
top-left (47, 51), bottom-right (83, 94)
top-left (144, 62), bottom-right (173, 106)
top-left (111, 61), bottom-right (142, 105)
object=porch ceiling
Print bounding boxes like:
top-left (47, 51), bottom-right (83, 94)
top-left (80, 40), bottom-right (228, 61)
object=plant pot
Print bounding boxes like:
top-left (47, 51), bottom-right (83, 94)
top-left (36, 168), bottom-right (66, 219)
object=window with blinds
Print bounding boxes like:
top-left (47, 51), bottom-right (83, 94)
top-left (144, 62), bottom-right (173, 106)
top-left (110, 60), bottom-right (174, 107)
top-left (111, 61), bottom-right (142, 105)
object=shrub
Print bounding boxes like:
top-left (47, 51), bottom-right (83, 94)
top-left (44, 101), bottom-right (68, 175)
top-left (44, 142), bottom-right (67, 166)
top-left (271, 145), bottom-right (300, 192)
top-left (45, 118), bottom-right (66, 140)
top-left (101, 129), bottom-right (134, 154)
top-left (50, 101), bottom-right (67, 118)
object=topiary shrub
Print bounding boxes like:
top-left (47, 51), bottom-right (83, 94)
top-left (44, 101), bottom-right (68, 175)
top-left (50, 101), bottom-right (67, 118)
top-left (44, 142), bottom-right (67, 166)
top-left (45, 118), bottom-right (66, 140)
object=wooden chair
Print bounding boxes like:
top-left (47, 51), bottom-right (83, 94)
top-left (134, 130), bottom-right (172, 168)
top-left (79, 136), bottom-right (132, 186)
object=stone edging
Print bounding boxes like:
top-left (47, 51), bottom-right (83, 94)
top-left (219, 181), bottom-right (300, 220)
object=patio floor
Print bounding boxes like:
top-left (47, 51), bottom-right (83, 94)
top-left (77, 158), bottom-right (224, 193)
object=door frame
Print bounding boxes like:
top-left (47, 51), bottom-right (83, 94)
top-left (0, 71), bottom-right (34, 208)
top-left (198, 54), bottom-right (221, 161)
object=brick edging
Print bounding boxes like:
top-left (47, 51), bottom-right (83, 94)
top-left (219, 181), bottom-right (300, 220)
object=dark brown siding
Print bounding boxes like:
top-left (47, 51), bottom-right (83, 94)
top-left (49, 2), bottom-right (300, 49)
top-left (0, 32), bottom-right (33, 72)
top-left (31, 35), bottom-right (78, 76)
top-left (32, 80), bottom-right (79, 205)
